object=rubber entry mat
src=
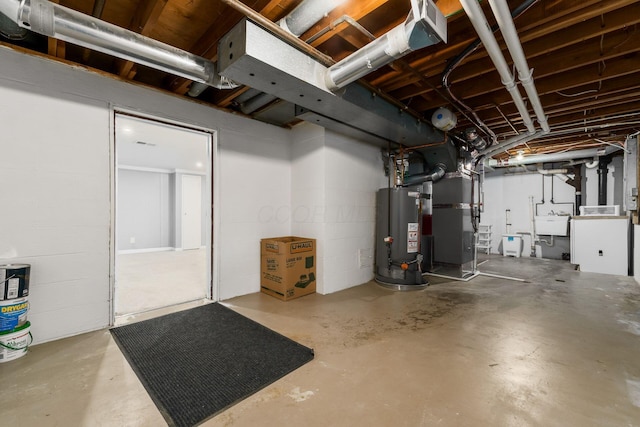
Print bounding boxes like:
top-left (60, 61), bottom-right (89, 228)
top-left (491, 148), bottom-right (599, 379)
top-left (110, 303), bottom-right (314, 427)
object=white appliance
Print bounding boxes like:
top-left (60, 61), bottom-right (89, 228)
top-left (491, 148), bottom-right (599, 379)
top-left (570, 216), bottom-right (629, 275)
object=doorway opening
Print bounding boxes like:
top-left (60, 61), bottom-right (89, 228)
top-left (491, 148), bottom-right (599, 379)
top-left (114, 113), bottom-right (213, 318)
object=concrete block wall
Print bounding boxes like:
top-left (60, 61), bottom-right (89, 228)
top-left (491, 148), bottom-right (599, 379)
top-left (291, 124), bottom-right (386, 294)
top-left (0, 46), bottom-right (292, 343)
top-left (0, 46), bottom-right (386, 343)
top-left (482, 171), bottom-right (575, 257)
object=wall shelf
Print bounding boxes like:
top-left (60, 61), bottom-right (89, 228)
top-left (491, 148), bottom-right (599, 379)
top-left (477, 224), bottom-right (492, 254)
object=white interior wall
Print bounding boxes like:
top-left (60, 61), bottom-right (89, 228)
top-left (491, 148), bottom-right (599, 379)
top-left (0, 46), bottom-right (291, 343)
top-left (217, 129), bottom-right (291, 300)
top-left (291, 124), bottom-right (327, 292)
top-left (291, 124), bottom-right (386, 294)
top-left (482, 170), bottom-right (575, 256)
top-left (117, 169), bottom-right (172, 251)
top-left (323, 131), bottom-right (386, 293)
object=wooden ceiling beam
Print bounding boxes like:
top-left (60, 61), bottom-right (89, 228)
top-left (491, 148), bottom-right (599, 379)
top-left (371, 0), bottom-right (626, 88)
top-left (168, 0), bottom-right (278, 95)
top-left (482, 92), bottom-right (640, 135)
top-left (402, 47), bottom-right (640, 112)
top-left (301, 0), bottom-right (391, 47)
top-left (375, 0), bottom-right (637, 92)
top-left (382, 2), bottom-right (640, 95)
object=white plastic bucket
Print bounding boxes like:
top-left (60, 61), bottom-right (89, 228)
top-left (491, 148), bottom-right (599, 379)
top-left (0, 321), bottom-right (32, 363)
top-left (0, 297), bottom-right (29, 332)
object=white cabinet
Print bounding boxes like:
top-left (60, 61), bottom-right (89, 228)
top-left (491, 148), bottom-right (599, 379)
top-left (570, 216), bottom-right (629, 275)
top-left (477, 224), bottom-right (492, 254)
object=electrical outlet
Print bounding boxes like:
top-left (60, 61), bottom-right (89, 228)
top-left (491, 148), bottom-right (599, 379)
top-left (130, 237), bottom-right (136, 244)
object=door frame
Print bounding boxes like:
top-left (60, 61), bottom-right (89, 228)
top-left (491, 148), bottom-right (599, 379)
top-left (181, 173), bottom-right (203, 250)
top-left (109, 108), bottom-right (220, 325)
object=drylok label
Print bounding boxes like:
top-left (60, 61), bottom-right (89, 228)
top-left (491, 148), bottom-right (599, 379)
top-left (0, 300), bottom-right (29, 331)
top-left (407, 222), bottom-right (419, 253)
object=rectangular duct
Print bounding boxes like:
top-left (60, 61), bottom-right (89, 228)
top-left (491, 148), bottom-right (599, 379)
top-left (218, 19), bottom-right (444, 147)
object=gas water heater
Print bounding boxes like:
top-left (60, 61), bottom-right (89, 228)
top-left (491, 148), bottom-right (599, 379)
top-left (375, 186), bottom-right (427, 289)
top-left (375, 108), bottom-right (483, 289)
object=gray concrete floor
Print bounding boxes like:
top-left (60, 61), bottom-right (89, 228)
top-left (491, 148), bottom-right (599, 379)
top-left (2, 255), bottom-right (640, 426)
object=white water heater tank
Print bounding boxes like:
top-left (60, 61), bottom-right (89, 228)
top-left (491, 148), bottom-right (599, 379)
top-left (431, 107), bottom-right (457, 131)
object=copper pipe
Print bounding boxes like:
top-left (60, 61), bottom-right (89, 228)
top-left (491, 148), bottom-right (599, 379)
top-left (404, 138), bottom-right (449, 152)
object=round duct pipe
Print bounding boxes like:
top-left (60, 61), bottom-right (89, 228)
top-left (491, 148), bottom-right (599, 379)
top-left (0, 10), bottom-right (27, 39)
top-left (278, 0), bottom-right (347, 37)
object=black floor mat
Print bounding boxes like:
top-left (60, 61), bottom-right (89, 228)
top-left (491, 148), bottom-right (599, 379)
top-left (110, 303), bottom-right (314, 427)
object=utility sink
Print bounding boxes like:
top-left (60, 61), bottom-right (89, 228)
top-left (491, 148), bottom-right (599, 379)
top-left (535, 215), bottom-right (570, 236)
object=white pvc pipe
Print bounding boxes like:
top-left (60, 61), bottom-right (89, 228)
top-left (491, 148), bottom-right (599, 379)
top-left (488, 0), bottom-right (549, 133)
top-left (459, 0), bottom-right (535, 134)
top-left (480, 130), bottom-right (543, 157)
top-left (537, 167), bottom-right (569, 175)
top-left (488, 145), bottom-right (622, 167)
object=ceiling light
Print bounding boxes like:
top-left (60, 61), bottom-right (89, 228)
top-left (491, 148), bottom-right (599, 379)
top-left (196, 162), bottom-right (203, 168)
top-left (516, 150), bottom-right (524, 161)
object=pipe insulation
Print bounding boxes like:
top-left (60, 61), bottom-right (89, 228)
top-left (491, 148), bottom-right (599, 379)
top-left (459, 0), bottom-right (535, 134)
top-left (488, 0), bottom-right (549, 133)
top-left (9, 0), bottom-right (216, 84)
top-left (537, 167), bottom-right (569, 175)
top-left (279, 0), bottom-right (346, 37)
top-left (325, 0), bottom-right (446, 90)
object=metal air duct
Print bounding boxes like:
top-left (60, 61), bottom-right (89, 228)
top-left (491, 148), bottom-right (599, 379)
top-left (219, 18), bottom-right (445, 147)
top-left (0, 8), bottom-right (26, 39)
top-left (279, 0), bottom-right (346, 37)
top-left (2, 0), bottom-right (222, 86)
top-left (402, 163), bottom-right (446, 186)
top-left (325, 0), bottom-right (446, 90)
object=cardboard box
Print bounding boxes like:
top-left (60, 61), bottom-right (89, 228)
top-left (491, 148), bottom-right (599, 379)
top-left (260, 236), bottom-right (316, 301)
